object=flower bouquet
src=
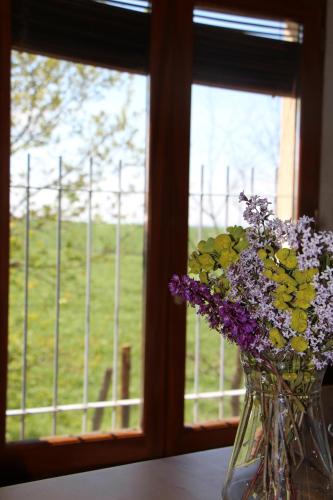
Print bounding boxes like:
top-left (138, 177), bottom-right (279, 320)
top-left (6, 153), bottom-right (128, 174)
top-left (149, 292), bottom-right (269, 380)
top-left (169, 193), bottom-right (333, 499)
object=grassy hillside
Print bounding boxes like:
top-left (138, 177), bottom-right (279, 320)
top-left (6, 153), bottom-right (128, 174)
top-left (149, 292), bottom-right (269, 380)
top-left (7, 218), bottom-right (241, 441)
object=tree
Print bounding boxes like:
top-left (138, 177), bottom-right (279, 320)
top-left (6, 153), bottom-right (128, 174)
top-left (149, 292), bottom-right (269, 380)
top-left (11, 50), bottom-right (144, 212)
top-left (11, 51), bottom-right (143, 160)
top-left (10, 50), bottom-right (145, 263)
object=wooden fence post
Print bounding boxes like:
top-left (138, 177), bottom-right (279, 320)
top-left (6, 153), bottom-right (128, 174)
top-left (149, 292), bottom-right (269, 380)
top-left (121, 344), bottom-right (131, 428)
top-left (92, 367), bottom-right (112, 431)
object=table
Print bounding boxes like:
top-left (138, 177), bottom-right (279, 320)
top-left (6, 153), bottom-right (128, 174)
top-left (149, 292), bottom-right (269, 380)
top-left (0, 447), bottom-right (232, 499)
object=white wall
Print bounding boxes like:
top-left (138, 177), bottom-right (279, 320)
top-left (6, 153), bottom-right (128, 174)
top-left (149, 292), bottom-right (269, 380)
top-left (320, 0), bottom-right (333, 229)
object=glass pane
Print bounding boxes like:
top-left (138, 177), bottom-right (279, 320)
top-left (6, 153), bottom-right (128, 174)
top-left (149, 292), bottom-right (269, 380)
top-left (186, 84), bottom-right (300, 424)
top-left (7, 51), bottom-right (148, 441)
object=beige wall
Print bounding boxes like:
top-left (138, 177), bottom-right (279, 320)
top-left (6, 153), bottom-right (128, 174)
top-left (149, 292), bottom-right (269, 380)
top-left (276, 98), bottom-right (297, 220)
top-left (320, 0), bottom-right (333, 229)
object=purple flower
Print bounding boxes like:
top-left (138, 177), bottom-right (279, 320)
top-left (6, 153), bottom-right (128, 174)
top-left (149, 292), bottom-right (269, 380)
top-left (168, 274), bottom-right (182, 296)
top-left (169, 274), bottom-right (209, 307)
top-left (169, 274), bottom-right (260, 352)
top-left (218, 301), bottom-right (259, 352)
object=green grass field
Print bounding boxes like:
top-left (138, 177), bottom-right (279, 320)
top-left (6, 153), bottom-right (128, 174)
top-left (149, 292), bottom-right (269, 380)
top-left (7, 218), bottom-right (242, 441)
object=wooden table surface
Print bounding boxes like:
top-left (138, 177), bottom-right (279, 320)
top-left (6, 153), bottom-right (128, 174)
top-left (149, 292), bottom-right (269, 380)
top-left (0, 447), bottom-right (231, 500)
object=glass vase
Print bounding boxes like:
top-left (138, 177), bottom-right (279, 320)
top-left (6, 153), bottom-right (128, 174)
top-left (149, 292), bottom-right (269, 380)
top-left (222, 353), bottom-right (333, 499)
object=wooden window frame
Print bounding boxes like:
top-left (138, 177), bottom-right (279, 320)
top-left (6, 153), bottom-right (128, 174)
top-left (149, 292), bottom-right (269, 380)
top-left (0, 0), bottom-right (326, 483)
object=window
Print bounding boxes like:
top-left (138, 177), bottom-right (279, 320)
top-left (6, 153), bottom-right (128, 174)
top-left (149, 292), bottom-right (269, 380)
top-left (0, 0), bottom-right (325, 483)
top-left (8, 51), bottom-right (148, 441)
top-left (186, 9), bottom-right (302, 424)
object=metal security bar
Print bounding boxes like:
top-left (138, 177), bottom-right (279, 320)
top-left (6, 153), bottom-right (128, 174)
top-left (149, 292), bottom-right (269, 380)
top-left (82, 158), bottom-right (93, 433)
top-left (8, 154), bottom-right (286, 438)
top-left (112, 160), bottom-right (122, 429)
top-left (193, 164), bottom-right (204, 423)
top-left (7, 389), bottom-right (246, 417)
top-left (20, 153), bottom-right (31, 440)
top-left (53, 156), bottom-right (63, 435)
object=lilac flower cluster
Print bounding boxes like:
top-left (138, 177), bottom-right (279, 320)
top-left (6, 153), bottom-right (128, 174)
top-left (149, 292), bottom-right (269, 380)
top-left (293, 216), bottom-right (323, 270)
top-left (321, 231), bottom-right (333, 254)
top-left (311, 268), bottom-right (333, 368)
top-left (226, 247), bottom-right (290, 348)
top-left (239, 192), bottom-right (273, 227)
top-left (169, 274), bottom-right (260, 352)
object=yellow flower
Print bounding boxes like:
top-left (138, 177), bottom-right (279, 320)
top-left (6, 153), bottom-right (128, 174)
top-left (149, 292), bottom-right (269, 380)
top-left (198, 253), bottom-right (215, 271)
top-left (269, 328), bottom-right (286, 348)
top-left (263, 269), bottom-right (273, 280)
top-left (257, 245), bottom-right (274, 260)
top-left (293, 268), bottom-right (319, 284)
top-left (263, 259), bottom-right (279, 272)
top-left (276, 294), bottom-right (292, 303)
top-left (257, 249), bottom-right (267, 261)
top-left (299, 282), bottom-right (316, 298)
top-left (293, 283), bottom-right (315, 309)
top-left (234, 237), bottom-right (248, 253)
top-left (276, 283), bottom-right (297, 295)
top-left (221, 226), bottom-right (248, 254)
top-left (218, 249), bottom-right (239, 268)
top-left (214, 234), bottom-right (232, 251)
top-left (273, 299), bottom-right (291, 311)
top-left (276, 271), bottom-right (297, 287)
top-left (290, 336), bottom-right (309, 353)
top-left (227, 225), bottom-right (246, 240)
top-left (197, 238), bottom-right (215, 254)
top-left (188, 254), bottom-right (201, 274)
top-left (275, 248), bottom-right (297, 270)
top-left (274, 287), bottom-right (293, 303)
top-left (290, 308), bottom-right (307, 333)
top-left (197, 240), bottom-right (206, 253)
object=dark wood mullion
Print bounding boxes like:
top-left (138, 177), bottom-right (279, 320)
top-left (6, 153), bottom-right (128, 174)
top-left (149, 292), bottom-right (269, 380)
top-left (0, 0), bottom-right (11, 451)
top-left (144, 0), bottom-right (194, 457)
top-left (297, 6), bottom-right (326, 217)
top-left (164, 0), bottom-right (194, 457)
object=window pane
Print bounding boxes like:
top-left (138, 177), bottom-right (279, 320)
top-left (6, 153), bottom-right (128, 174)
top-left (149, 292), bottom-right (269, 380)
top-left (186, 84), bottom-right (300, 424)
top-left (7, 51), bottom-right (148, 441)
